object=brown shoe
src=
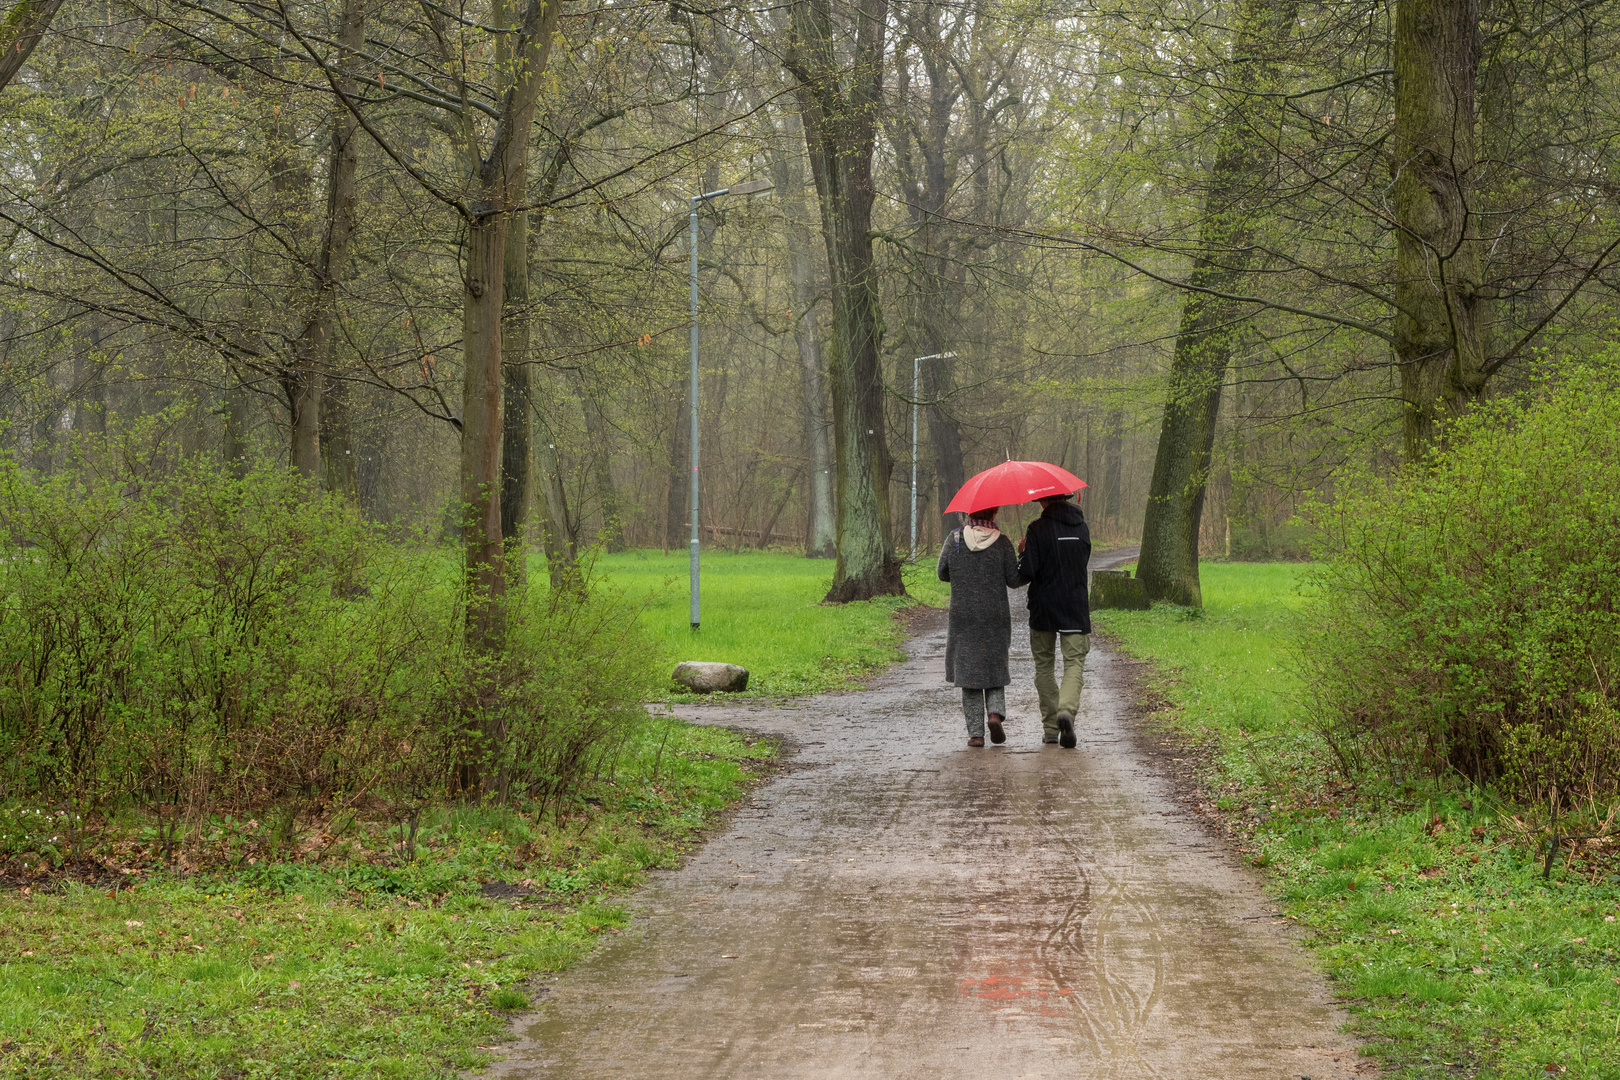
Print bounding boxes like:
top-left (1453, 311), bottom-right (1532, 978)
top-left (987, 714), bottom-right (1006, 744)
top-left (967, 736), bottom-right (985, 747)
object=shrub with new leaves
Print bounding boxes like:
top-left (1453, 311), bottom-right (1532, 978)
top-left (1299, 364), bottom-right (1620, 799)
top-left (0, 431), bottom-right (656, 817)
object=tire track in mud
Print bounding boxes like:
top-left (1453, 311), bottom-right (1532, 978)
top-left (489, 564), bottom-right (1366, 1080)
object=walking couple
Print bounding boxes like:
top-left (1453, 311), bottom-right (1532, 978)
top-left (936, 491), bottom-right (1091, 749)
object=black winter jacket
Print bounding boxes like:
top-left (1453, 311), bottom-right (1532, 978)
top-left (1017, 500), bottom-right (1092, 634)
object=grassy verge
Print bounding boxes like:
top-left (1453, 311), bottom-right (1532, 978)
top-left (582, 549), bottom-right (948, 698)
top-left (1097, 563), bottom-right (1620, 1080)
top-left (0, 722), bottom-right (773, 1080)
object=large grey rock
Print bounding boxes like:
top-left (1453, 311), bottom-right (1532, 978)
top-left (1089, 568), bottom-right (1150, 611)
top-left (672, 661), bottom-right (750, 693)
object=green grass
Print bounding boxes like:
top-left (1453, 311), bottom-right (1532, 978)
top-left (0, 722), bottom-right (773, 1079)
top-left (1096, 563), bottom-right (1620, 1080)
top-left (578, 549), bottom-right (948, 698)
top-left (1098, 562), bottom-right (1311, 743)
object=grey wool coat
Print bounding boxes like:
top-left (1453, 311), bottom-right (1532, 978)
top-left (936, 528), bottom-right (1024, 688)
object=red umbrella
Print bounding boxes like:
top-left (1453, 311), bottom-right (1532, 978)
top-left (945, 460), bottom-right (1087, 515)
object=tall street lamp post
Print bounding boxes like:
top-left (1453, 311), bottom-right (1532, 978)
top-left (689, 177), bottom-right (773, 629)
top-left (910, 352), bottom-right (955, 561)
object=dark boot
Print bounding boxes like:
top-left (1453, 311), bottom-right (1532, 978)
top-left (987, 714), bottom-right (1006, 744)
top-left (1057, 712), bottom-right (1076, 749)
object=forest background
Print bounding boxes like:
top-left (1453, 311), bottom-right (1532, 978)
top-left (16, 0), bottom-right (1620, 600)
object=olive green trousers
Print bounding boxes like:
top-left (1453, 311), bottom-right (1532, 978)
top-left (1030, 631), bottom-right (1090, 738)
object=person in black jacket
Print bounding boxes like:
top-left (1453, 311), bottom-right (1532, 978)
top-left (1016, 492), bottom-right (1091, 748)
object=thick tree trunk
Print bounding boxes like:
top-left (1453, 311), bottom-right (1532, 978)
top-left (500, 208), bottom-right (532, 576)
top-left (1395, 0), bottom-right (1487, 461)
top-left (270, 116), bottom-right (321, 480)
top-left (461, 212), bottom-right (508, 650)
top-left (1137, 0), bottom-right (1299, 608)
top-left (457, 0), bottom-right (561, 659)
top-left (29, 398), bottom-right (54, 473)
top-left (72, 316), bottom-right (106, 436)
top-left (786, 0), bottom-right (902, 602)
top-left (0, 0), bottom-right (66, 93)
top-left (1138, 274), bottom-right (1234, 607)
top-left (286, 356), bottom-right (322, 478)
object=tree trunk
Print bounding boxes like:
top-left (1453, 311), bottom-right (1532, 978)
top-left (663, 376), bottom-right (688, 554)
top-left (769, 115), bottom-right (836, 559)
top-left (1136, 0), bottom-right (1299, 608)
top-left (796, 307), bottom-right (835, 558)
top-left (786, 0), bottom-right (902, 602)
top-left (72, 316), bottom-right (107, 436)
top-left (922, 350), bottom-right (966, 537)
top-left (1102, 410), bottom-right (1123, 524)
top-left (500, 207), bottom-right (532, 577)
top-left (534, 409), bottom-right (580, 588)
top-left (320, 381), bottom-right (356, 498)
top-left (29, 394), bottom-right (54, 473)
top-left (1395, 0), bottom-right (1487, 461)
top-left (305, 0), bottom-right (366, 498)
top-left (270, 105), bottom-right (321, 480)
top-left (0, 0), bottom-right (66, 94)
top-left (889, 7), bottom-right (969, 544)
top-left (573, 378), bottom-right (624, 552)
top-left (458, 0), bottom-right (562, 656)
top-left (461, 213), bottom-right (508, 647)
top-left (223, 380), bottom-right (251, 477)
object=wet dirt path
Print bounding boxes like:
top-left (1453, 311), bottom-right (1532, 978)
top-left (492, 561), bottom-right (1364, 1079)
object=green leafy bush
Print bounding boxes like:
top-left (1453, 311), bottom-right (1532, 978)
top-left (0, 433), bottom-right (657, 823)
top-left (1299, 363), bottom-right (1620, 799)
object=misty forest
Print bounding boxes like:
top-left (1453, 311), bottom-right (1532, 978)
top-left (9, 0), bottom-right (1618, 600)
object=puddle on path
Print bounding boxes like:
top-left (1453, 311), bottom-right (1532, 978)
top-left (488, 570), bottom-right (1365, 1079)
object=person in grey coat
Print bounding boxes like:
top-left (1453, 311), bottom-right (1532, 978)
top-left (936, 506), bottom-right (1023, 746)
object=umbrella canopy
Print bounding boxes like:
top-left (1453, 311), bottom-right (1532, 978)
top-left (945, 460), bottom-right (1087, 515)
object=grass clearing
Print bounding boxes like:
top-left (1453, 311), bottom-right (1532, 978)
top-left (584, 549), bottom-right (948, 698)
top-left (1096, 562), bottom-right (1620, 1079)
top-left (0, 722), bottom-right (773, 1079)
